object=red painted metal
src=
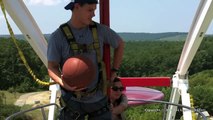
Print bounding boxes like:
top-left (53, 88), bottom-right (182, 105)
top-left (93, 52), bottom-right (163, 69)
top-left (99, 1), bottom-right (170, 106)
top-left (120, 77), bottom-right (171, 87)
top-left (99, 0), bottom-right (111, 95)
top-left (99, 0), bottom-right (110, 26)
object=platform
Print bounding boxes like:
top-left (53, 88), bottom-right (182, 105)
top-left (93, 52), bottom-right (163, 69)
top-left (124, 87), bottom-right (164, 106)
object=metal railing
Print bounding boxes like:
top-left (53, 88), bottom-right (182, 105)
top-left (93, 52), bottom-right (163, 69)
top-left (6, 100), bottom-right (207, 120)
top-left (128, 99), bottom-right (207, 120)
top-left (6, 103), bottom-right (60, 120)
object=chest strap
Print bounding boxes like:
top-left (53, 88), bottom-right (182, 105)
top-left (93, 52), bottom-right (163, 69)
top-left (60, 22), bottom-right (108, 97)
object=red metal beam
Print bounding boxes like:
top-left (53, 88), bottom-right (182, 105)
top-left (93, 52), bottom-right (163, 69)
top-left (120, 77), bottom-right (171, 87)
top-left (99, 1), bottom-right (171, 93)
top-left (100, 0), bottom-right (110, 77)
top-left (99, 0), bottom-right (111, 95)
top-left (99, 0), bottom-right (110, 26)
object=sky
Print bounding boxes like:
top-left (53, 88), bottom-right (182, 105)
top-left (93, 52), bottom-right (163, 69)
top-left (0, 0), bottom-right (213, 35)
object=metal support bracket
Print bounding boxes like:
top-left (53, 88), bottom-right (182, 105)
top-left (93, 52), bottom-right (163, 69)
top-left (166, 73), bottom-right (192, 120)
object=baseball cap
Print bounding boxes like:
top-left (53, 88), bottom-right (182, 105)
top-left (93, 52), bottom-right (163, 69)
top-left (65, 0), bottom-right (98, 10)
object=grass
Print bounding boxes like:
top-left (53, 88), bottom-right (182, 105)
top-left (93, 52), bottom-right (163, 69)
top-left (0, 91), bottom-right (59, 119)
top-left (17, 105), bottom-right (50, 120)
top-left (0, 90), bottom-right (23, 104)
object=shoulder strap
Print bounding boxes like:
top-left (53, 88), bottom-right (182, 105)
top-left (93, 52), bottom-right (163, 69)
top-left (60, 23), bottom-right (79, 54)
top-left (60, 21), bottom-right (108, 95)
top-left (59, 23), bottom-right (75, 43)
top-left (89, 22), bottom-right (108, 95)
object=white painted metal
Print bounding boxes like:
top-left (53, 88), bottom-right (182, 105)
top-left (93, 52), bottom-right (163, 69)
top-left (166, 75), bottom-right (181, 120)
top-left (181, 86), bottom-right (192, 120)
top-left (166, 0), bottom-right (213, 119)
top-left (48, 82), bottom-right (60, 120)
top-left (177, 0), bottom-right (213, 76)
top-left (2, 1), bottom-right (60, 120)
top-left (2, 0), bottom-right (48, 67)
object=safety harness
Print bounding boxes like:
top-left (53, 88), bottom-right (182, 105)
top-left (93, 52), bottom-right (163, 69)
top-left (59, 22), bottom-right (110, 119)
top-left (60, 21), bottom-right (108, 99)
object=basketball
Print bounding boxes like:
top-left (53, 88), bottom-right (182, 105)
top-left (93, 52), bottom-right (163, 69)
top-left (62, 55), bottom-right (97, 89)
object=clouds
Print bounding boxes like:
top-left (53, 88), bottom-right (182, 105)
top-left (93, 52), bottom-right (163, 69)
top-left (24, 0), bottom-right (69, 6)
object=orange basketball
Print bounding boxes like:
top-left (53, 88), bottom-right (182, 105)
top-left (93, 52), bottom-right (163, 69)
top-left (62, 55), bottom-right (96, 89)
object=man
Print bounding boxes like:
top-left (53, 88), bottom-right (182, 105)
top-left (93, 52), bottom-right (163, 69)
top-left (47, 0), bottom-right (124, 119)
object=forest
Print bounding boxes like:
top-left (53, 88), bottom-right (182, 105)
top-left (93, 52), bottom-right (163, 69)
top-left (0, 36), bottom-right (213, 119)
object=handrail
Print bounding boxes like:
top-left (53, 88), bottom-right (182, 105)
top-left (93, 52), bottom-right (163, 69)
top-left (6, 100), bottom-right (207, 120)
top-left (128, 99), bottom-right (207, 120)
top-left (5, 103), bottom-right (60, 120)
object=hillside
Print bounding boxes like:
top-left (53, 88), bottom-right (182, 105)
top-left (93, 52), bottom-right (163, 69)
top-left (0, 32), bottom-right (187, 41)
top-left (119, 32), bottom-right (187, 41)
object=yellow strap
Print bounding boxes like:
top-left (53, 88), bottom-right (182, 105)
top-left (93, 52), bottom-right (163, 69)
top-left (71, 43), bottom-right (78, 50)
top-left (0, 0), bottom-right (55, 86)
top-left (91, 26), bottom-right (108, 95)
top-left (190, 95), bottom-right (196, 120)
top-left (61, 22), bottom-right (108, 95)
top-left (62, 25), bottom-right (73, 40)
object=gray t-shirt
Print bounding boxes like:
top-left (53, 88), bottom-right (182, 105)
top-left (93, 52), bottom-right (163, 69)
top-left (47, 21), bottom-right (121, 103)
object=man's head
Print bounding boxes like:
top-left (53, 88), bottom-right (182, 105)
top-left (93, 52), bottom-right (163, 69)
top-left (65, 0), bottom-right (98, 10)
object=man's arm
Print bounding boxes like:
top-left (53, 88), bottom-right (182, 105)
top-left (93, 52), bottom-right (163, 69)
top-left (111, 38), bottom-right (125, 80)
top-left (112, 94), bottom-right (128, 115)
top-left (48, 61), bottom-right (62, 84)
top-left (112, 104), bottom-right (127, 115)
top-left (48, 61), bottom-right (80, 91)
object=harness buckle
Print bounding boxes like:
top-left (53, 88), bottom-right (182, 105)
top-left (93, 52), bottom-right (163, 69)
top-left (72, 87), bottom-right (98, 99)
top-left (75, 91), bottom-right (82, 100)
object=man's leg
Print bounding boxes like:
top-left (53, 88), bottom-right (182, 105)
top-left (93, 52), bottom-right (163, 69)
top-left (82, 97), bottom-right (112, 120)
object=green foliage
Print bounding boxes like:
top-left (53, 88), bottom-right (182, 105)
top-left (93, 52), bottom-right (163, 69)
top-left (0, 104), bottom-right (21, 120)
top-left (189, 70), bottom-right (213, 115)
top-left (0, 36), bottom-right (213, 119)
top-left (189, 37), bottom-right (213, 75)
top-left (0, 92), bottom-right (6, 105)
top-left (120, 41), bottom-right (183, 77)
top-left (0, 38), bottom-right (48, 92)
top-left (125, 104), bottom-right (164, 120)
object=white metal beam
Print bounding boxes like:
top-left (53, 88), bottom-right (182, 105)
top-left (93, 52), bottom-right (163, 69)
top-left (48, 81), bottom-right (60, 120)
top-left (2, 0), bottom-right (48, 67)
top-left (177, 0), bottom-right (213, 76)
top-left (2, 1), bottom-right (60, 120)
top-left (166, 0), bottom-right (213, 120)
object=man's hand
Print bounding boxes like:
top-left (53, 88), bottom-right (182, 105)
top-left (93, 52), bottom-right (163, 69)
top-left (60, 76), bottom-right (86, 92)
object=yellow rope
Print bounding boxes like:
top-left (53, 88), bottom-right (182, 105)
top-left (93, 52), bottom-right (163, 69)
top-left (190, 94), bottom-right (196, 120)
top-left (0, 0), bottom-right (55, 86)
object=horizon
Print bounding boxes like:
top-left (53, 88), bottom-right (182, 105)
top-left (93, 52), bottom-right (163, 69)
top-left (0, 31), bottom-right (189, 35)
top-left (0, 0), bottom-right (212, 35)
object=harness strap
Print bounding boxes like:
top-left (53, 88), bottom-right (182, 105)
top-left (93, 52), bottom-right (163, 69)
top-left (60, 97), bottom-right (110, 119)
top-left (89, 23), bottom-right (108, 95)
top-left (60, 23), bottom-right (74, 42)
top-left (60, 23), bottom-right (79, 54)
top-left (73, 86), bottom-right (98, 99)
top-left (59, 98), bottom-right (80, 120)
top-left (60, 21), bottom-right (108, 98)
top-left (89, 105), bottom-right (110, 117)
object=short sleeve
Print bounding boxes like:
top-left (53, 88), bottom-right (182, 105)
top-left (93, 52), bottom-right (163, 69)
top-left (120, 94), bottom-right (128, 108)
top-left (97, 24), bottom-right (122, 49)
top-left (47, 30), bottom-right (62, 63)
